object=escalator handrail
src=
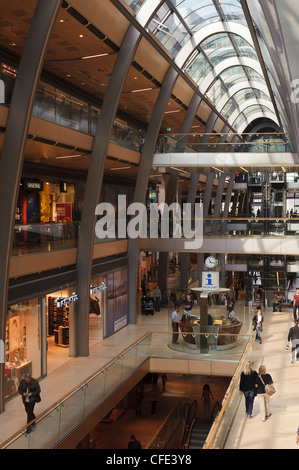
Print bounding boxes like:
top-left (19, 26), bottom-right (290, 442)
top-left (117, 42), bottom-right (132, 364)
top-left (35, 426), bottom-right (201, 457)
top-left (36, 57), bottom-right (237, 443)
top-left (181, 400), bottom-right (197, 449)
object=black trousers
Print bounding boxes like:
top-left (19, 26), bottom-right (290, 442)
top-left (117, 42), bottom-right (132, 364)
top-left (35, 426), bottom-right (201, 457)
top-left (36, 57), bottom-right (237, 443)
top-left (24, 401), bottom-right (36, 429)
top-left (172, 322), bottom-right (179, 343)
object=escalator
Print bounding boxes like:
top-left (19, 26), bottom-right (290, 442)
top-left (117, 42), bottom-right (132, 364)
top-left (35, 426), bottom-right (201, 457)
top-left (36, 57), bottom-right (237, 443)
top-left (188, 418), bottom-right (213, 449)
top-left (182, 401), bottom-right (221, 449)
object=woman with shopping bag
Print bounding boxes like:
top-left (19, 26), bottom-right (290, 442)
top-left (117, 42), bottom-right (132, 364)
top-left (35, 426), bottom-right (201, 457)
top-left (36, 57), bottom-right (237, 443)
top-left (255, 365), bottom-right (275, 422)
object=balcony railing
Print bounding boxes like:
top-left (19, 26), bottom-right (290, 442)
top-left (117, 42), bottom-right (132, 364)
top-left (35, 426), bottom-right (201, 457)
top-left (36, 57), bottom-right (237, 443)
top-left (1, 331), bottom-right (252, 449)
top-left (11, 216), bottom-right (299, 257)
top-left (0, 69), bottom-right (145, 152)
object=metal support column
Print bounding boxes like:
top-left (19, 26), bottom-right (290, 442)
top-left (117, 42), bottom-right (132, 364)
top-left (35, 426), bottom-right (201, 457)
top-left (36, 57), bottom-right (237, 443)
top-left (75, 25), bottom-right (141, 356)
top-left (158, 93), bottom-right (202, 290)
top-left (196, 172), bottom-right (215, 284)
top-left (179, 171), bottom-right (200, 288)
top-left (128, 67), bottom-right (179, 323)
top-left (0, 0), bottom-right (62, 413)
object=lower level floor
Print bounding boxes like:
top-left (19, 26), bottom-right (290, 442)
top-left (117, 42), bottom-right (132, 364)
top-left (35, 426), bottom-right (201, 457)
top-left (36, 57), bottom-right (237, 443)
top-left (1, 293), bottom-right (299, 449)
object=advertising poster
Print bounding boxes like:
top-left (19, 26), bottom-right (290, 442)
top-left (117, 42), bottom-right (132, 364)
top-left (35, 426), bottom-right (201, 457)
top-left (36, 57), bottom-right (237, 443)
top-left (106, 269), bottom-right (128, 337)
top-left (56, 203), bottom-right (72, 222)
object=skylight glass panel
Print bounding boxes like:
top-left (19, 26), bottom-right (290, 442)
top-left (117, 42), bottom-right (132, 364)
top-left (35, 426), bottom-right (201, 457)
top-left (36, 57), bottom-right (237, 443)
top-left (123, 0), bottom-right (147, 14)
top-left (148, 4), bottom-right (191, 56)
top-left (206, 79), bottom-right (227, 103)
top-left (218, 1), bottom-right (247, 25)
top-left (174, 1), bottom-right (220, 32)
top-left (232, 88), bottom-right (271, 106)
top-left (184, 50), bottom-right (212, 83)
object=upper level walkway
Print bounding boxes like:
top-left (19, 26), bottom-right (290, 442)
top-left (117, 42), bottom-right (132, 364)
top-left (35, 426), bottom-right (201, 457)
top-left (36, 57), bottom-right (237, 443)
top-left (224, 306), bottom-right (298, 449)
top-left (153, 132), bottom-right (298, 169)
top-left (0, 290), bottom-right (298, 449)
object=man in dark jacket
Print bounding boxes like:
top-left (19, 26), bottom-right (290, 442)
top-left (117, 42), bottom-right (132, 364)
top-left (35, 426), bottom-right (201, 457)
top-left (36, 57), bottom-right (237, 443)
top-left (287, 320), bottom-right (299, 363)
top-left (18, 373), bottom-right (41, 433)
top-left (128, 434), bottom-right (142, 449)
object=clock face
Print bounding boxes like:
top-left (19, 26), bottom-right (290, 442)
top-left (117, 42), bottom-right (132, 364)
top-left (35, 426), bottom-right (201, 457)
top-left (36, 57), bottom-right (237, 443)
top-left (205, 256), bottom-right (217, 268)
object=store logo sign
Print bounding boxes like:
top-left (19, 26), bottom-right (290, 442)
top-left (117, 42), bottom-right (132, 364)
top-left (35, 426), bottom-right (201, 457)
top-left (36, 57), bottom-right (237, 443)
top-left (90, 282), bottom-right (107, 294)
top-left (55, 292), bottom-right (79, 307)
top-left (202, 271), bottom-right (219, 290)
top-left (23, 179), bottom-right (42, 191)
top-left (0, 339), bottom-right (4, 364)
top-left (95, 195), bottom-right (203, 249)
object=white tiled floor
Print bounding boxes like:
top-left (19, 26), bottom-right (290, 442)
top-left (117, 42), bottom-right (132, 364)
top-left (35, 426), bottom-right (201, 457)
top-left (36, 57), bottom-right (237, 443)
top-left (224, 307), bottom-right (299, 449)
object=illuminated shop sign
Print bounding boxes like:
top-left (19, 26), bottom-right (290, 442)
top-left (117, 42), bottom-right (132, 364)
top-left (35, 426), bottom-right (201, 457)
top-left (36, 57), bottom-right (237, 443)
top-left (55, 293), bottom-right (79, 307)
top-left (23, 179), bottom-right (43, 191)
top-left (90, 282), bottom-right (107, 294)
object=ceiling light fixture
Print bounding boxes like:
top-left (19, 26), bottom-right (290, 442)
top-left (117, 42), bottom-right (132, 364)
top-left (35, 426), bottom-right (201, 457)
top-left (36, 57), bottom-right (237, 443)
top-left (82, 53), bottom-right (109, 59)
top-left (170, 167), bottom-right (189, 174)
top-left (212, 167), bottom-right (224, 173)
top-left (165, 110), bottom-right (181, 114)
top-left (110, 166), bottom-right (131, 171)
top-left (131, 87), bottom-right (153, 93)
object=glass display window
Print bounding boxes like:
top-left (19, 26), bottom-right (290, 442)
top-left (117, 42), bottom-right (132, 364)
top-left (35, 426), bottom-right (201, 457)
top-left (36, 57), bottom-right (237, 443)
top-left (89, 277), bottom-right (106, 339)
top-left (5, 299), bottom-right (41, 399)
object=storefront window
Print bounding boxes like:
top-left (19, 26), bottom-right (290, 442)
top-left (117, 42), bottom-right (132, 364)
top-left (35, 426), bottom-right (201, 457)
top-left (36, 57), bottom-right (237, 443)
top-left (5, 299), bottom-right (41, 399)
top-left (106, 269), bottom-right (128, 337)
top-left (89, 277), bottom-right (106, 339)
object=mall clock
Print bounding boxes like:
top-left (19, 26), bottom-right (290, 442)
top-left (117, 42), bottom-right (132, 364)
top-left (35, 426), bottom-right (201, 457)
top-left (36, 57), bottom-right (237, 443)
top-left (205, 256), bottom-right (218, 268)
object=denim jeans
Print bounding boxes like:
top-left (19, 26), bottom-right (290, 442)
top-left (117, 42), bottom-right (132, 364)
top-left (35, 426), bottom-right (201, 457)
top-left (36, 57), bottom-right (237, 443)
top-left (255, 325), bottom-right (262, 342)
top-left (293, 305), bottom-right (299, 321)
top-left (244, 389), bottom-right (256, 417)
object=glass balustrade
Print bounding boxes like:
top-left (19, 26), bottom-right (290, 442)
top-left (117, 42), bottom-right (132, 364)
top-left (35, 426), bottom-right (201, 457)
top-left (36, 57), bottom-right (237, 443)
top-left (156, 133), bottom-right (295, 153)
top-left (12, 222), bottom-right (80, 256)
top-left (0, 68), bottom-right (145, 152)
top-left (11, 215), bottom-right (299, 257)
top-left (2, 331), bottom-right (252, 449)
top-left (203, 339), bottom-right (255, 449)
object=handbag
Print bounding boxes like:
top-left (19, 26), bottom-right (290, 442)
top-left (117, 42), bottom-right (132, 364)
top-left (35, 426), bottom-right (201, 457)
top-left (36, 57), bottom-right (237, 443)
top-left (259, 375), bottom-right (276, 396)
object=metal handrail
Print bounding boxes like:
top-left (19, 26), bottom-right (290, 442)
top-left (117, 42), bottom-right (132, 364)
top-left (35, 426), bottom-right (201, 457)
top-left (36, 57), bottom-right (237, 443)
top-left (181, 400), bottom-right (197, 449)
top-left (203, 335), bottom-right (254, 448)
top-left (0, 331), bottom-right (151, 448)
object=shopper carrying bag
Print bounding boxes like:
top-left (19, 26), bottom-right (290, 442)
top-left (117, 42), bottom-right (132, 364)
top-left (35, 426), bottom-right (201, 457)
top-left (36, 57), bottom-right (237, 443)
top-left (255, 365), bottom-right (275, 421)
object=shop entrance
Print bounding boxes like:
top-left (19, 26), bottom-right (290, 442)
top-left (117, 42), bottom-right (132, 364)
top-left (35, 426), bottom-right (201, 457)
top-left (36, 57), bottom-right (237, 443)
top-left (46, 289), bottom-right (71, 374)
top-left (45, 282), bottom-right (105, 374)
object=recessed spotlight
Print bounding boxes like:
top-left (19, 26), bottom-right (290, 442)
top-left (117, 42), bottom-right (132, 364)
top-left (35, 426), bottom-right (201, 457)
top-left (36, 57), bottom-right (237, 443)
top-left (79, 34), bottom-right (84, 38)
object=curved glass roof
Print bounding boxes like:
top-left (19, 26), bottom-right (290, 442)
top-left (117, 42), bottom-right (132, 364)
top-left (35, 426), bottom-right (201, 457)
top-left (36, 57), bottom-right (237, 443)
top-left (123, 0), bottom-right (279, 132)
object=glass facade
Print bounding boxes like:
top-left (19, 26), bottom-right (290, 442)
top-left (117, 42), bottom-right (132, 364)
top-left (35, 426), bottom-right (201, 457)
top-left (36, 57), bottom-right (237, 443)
top-left (121, 0), bottom-right (278, 132)
top-left (5, 299), bottom-right (42, 399)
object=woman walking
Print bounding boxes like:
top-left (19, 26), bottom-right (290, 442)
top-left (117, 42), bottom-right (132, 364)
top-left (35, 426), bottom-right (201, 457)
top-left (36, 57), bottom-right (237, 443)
top-left (239, 361), bottom-right (258, 418)
top-left (252, 308), bottom-right (264, 344)
top-left (255, 365), bottom-right (275, 422)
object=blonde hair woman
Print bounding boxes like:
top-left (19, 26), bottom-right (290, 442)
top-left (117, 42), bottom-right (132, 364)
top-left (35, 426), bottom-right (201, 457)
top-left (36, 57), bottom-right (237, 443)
top-left (255, 365), bottom-right (274, 422)
top-left (239, 361), bottom-right (258, 418)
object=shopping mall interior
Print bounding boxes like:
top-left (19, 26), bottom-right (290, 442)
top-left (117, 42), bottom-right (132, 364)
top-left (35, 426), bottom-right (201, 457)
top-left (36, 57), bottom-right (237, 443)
top-left (0, 0), bottom-right (299, 452)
